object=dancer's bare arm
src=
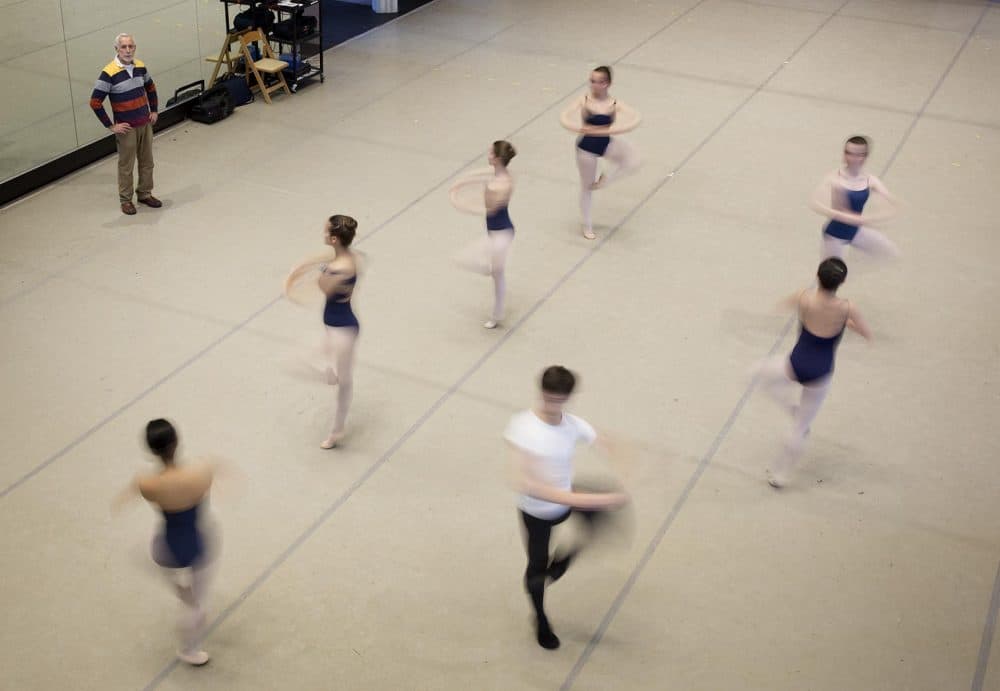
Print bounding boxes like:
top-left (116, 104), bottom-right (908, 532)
top-left (846, 303), bottom-right (873, 341)
top-left (195, 455), bottom-right (245, 503)
top-left (284, 250), bottom-right (337, 295)
top-left (110, 478), bottom-right (141, 514)
top-left (449, 171), bottom-right (493, 214)
top-left (317, 261), bottom-right (355, 297)
top-left (570, 101), bottom-right (642, 137)
top-left (809, 173), bottom-right (866, 226)
top-left (776, 290), bottom-right (807, 312)
top-left (559, 94), bottom-right (588, 133)
top-left (592, 432), bottom-right (637, 487)
top-left (603, 101), bottom-right (642, 135)
top-left (868, 174), bottom-right (901, 221)
top-left (111, 473), bottom-right (169, 511)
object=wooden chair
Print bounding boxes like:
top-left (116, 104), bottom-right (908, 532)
top-left (206, 29), bottom-right (248, 88)
top-left (238, 29), bottom-right (291, 104)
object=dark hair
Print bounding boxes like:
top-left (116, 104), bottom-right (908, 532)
top-left (592, 65), bottom-right (612, 84)
top-left (844, 135), bottom-right (870, 152)
top-left (146, 418), bottom-right (178, 459)
top-left (817, 257), bottom-right (848, 291)
top-left (327, 214), bottom-right (358, 248)
top-left (540, 365), bottom-right (576, 396)
top-left (492, 140), bottom-right (516, 166)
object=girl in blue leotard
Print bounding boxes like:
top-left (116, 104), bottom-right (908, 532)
top-left (285, 215), bottom-right (362, 448)
top-left (450, 141), bottom-right (517, 329)
top-left (559, 66), bottom-right (642, 240)
top-left (811, 135), bottom-right (900, 262)
top-left (754, 258), bottom-right (873, 488)
top-left (113, 419), bottom-right (219, 666)
top-left (317, 215), bottom-right (360, 448)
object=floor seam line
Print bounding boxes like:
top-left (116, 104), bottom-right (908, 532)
top-left (972, 559), bottom-right (1000, 691)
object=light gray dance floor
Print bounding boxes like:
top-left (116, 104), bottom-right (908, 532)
top-left (1, 1), bottom-right (999, 689)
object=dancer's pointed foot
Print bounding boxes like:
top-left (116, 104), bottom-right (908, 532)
top-left (582, 227), bottom-right (596, 240)
top-left (174, 584), bottom-right (197, 607)
top-left (325, 366), bottom-right (339, 386)
top-left (483, 319), bottom-right (499, 329)
top-left (320, 431), bottom-right (346, 449)
top-left (590, 173), bottom-right (606, 190)
top-left (177, 649), bottom-right (210, 666)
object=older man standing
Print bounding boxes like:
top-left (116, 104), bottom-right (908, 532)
top-left (90, 33), bottom-right (161, 215)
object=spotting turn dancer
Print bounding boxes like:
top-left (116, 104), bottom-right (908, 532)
top-left (754, 259), bottom-right (872, 488)
top-left (811, 135), bottom-right (900, 262)
top-left (285, 215), bottom-right (361, 449)
top-left (113, 419), bottom-right (219, 666)
top-left (450, 141), bottom-right (518, 329)
top-left (559, 65), bottom-right (641, 240)
top-left (505, 366), bottom-right (630, 649)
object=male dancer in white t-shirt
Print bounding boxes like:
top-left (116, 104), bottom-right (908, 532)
top-left (505, 365), bottom-right (629, 650)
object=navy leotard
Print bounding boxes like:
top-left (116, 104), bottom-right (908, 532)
top-left (486, 203), bottom-right (513, 232)
top-left (788, 303), bottom-right (849, 384)
top-left (322, 270), bottom-right (359, 330)
top-left (577, 96), bottom-right (615, 157)
top-left (159, 504), bottom-right (204, 568)
top-left (824, 176), bottom-right (870, 242)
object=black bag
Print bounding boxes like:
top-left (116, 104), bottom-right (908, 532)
top-left (165, 80), bottom-right (205, 113)
top-left (189, 84), bottom-right (233, 124)
top-left (217, 74), bottom-right (254, 107)
top-left (271, 15), bottom-right (317, 41)
top-left (234, 1), bottom-right (275, 32)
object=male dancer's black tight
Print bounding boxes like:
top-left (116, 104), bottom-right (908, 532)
top-left (520, 508), bottom-right (598, 648)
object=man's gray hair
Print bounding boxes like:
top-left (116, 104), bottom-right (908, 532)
top-left (114, 33), bottom-right (134, 48)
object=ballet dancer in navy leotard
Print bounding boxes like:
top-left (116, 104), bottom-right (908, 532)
top-left (450, 141), bottom-right (517, 329)
top-left (811, 135), bottom-right (900, 262)
top-left (113, 419), bottom-right (217, 666)
top-left (755, 258), bottom-right (872, 487)
top-left (318, 216), bottom-right (360, 448)
top-left (285, 215), bottom-right (361, 448)
top-left (559, 66), bottom-right (641, 240)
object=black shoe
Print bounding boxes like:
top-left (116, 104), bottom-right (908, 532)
top-left (536, 617), bottom-right (560, 650)
top-left (548, 553), bottom-right (573, 583)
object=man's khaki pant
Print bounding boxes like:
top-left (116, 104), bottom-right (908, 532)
top-left (115, 122), bottom-right (154, 203)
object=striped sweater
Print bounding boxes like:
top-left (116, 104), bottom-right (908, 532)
top-left (90, 59), bottom-right (158, 129)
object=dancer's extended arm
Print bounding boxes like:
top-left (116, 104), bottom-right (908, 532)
top-left (559, 94), bottom-right (588, 134)
top-left (508, 443), bottom-right (629, 510)
top-left (601, 101), bottom-right (642, 135)
top-left (846, 303), bottom-right (873, 341)
top-left (449, 169), bottom-right (493, 214)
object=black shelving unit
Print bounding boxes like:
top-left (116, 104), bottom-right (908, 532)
top-left (221, 0), bottom-right (325, 92)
